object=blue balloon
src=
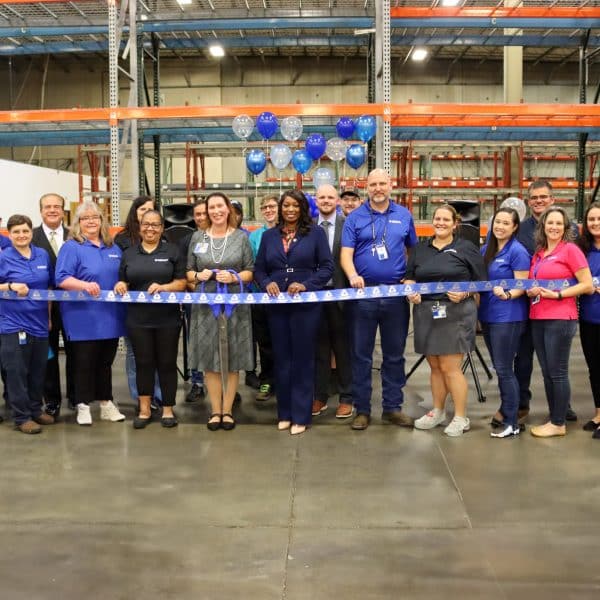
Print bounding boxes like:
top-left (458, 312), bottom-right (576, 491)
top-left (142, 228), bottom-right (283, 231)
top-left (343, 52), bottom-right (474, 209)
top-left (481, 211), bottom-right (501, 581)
top-left (355, 114), bottom-right (377, 143)
top-left (246, 149), bottom-right (267, 175)
top-left (305, 133), bottom-right (326, 160)
top-left (336, 116), bottom-right (355, 140)
top-left (291, 149), bottom-right (312, 175)
top-left (256, 111), bottom-right (278, 140)
top-left (346, 144), bottom-right (366, 170)
top-left (305, 193), bottom-right (319, 219)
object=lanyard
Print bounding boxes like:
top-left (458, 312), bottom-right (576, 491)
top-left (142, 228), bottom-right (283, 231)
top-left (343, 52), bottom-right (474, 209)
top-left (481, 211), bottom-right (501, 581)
top-left (369, 203), bottom-right (390, 249)
top-left (532, 244), bottom-right (560, 278)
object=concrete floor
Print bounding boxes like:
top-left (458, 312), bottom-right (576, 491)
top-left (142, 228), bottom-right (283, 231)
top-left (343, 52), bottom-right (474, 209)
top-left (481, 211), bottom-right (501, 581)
top-left (1, 331), bottom-right (599, 600)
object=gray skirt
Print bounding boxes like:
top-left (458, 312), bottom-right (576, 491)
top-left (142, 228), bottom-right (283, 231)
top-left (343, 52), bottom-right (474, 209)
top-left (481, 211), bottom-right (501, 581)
top-left (412, 298), bottom-right (477, 355)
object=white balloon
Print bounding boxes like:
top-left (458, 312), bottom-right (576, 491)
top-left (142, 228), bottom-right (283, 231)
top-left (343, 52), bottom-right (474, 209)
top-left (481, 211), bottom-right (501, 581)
top-left (500, 196), bottom-right (527, 222)
top-left (232, 114), bottom-right (254, 140)
top-left (312, 167), bottom-right (335, 190)
top-left (281, 116), bottom-right (303, 142)
top-left (270, 144), bottom-right (293, 171)
top-left (326, 137), bottom-right (346, 162)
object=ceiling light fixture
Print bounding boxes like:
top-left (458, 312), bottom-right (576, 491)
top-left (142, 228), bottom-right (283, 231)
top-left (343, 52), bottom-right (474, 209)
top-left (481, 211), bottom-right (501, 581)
top-left (209, 44), bottom-right (225, 58)
top-left (441, 0), bottom-right (461, 6)
top-left (411, 48), bottom-right (428, 61)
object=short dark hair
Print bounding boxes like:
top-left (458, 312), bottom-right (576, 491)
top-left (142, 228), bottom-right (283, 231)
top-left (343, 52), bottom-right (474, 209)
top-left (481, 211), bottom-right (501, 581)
top-left (39, 193), bottom-right (65, 211)
top-left (7, 214), bottom-right (33, 230)
top-left (528, 179), bottom-right (553, 195)
top-left (277, 189), bottom-right (313, 236)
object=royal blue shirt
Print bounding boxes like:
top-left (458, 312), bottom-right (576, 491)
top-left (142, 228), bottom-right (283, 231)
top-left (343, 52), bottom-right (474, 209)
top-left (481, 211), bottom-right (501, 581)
top-left (341, 201), bottom-right (417, 285)
top-left (580, 246), bottom-right (600, 324)
top-left (0, 245), bottom-right (52, 337)
top-left (0, 235), bottom-right (10, 250)
top-left (55, 239), bottom-right (125, 341)
top-left (479, 238), bottom-right (530, 323)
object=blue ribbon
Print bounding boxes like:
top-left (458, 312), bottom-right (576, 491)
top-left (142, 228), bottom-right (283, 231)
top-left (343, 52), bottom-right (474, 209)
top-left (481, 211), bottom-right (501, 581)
top-left (0, 278), bottom-right (582, 305)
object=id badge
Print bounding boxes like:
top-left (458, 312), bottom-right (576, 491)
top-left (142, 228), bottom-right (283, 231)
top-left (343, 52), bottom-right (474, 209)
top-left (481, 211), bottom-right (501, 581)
top-left (18, 331), bottom-right (27, 345)
top-left (531, 295), bottom-right (540, 305)
top-left (431, 303), bottom-right (447, 320)
top-left (375, 243), bottom-right (389, 261)
top-left (194, 242), bottom-right (208, 254)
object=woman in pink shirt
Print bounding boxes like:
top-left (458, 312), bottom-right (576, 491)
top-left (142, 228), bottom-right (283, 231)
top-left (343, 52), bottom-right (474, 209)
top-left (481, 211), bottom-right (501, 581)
top-left (526, 207), bottom-right (593, 438)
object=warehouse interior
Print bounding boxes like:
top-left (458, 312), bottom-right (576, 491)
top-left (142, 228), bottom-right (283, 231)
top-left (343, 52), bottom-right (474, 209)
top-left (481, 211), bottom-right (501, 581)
top-left (0, 1), bottom-right (599, 598)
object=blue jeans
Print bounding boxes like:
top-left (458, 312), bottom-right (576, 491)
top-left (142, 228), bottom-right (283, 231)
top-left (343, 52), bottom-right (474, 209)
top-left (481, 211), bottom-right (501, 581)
top-left (350, 297), bottom-right (410, 415)
top-left (482, 321), bottom-right (526, 427)
top-left (125, 337), bottom-right (162, 404)
top-left (531, 320), bottom-right (577, 426)
top-left (0, 333), bottom-right (48, 425)
top-left (514, 321), bottom-right (534, 410)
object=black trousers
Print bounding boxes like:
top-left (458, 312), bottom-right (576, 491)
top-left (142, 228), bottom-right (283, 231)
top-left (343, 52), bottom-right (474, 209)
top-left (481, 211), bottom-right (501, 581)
top-left (315, 301), bottom-right (352, 404)
top-left (251, 305), bottom-right (274, 385)
top-left (45, 303), bottom-right (76, 410)
top-left (128, 325), bottom-right (181, 406)
top-left (71, 338), bottom-right (118, 405)
top-left (580, 320), bottom-right (600, 409)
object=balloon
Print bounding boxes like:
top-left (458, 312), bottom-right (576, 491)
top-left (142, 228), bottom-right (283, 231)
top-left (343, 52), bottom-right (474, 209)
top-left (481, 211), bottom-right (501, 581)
top-left (355, 114), bottom-right (377, 143)
top-left (312, 167), bottom-right (335, 190)
top-left (326, 137), bottom-right (346, 162)
top-left (346, 144), bottom-right (366, 170)
top-left (232, 114), bottom-right (254, 140)
top-left (246, 149), bottom-right (267, 175)
top-left (305, 134), bottom-right (327, 161)
top-left (291, 149), bottom-right (312, 174)
top-left (270, 144), bottom-right (292, 171)
top-left (256, 111), bottom-right (278, 140)
top-left (305, 193), bottom-right (319, 219)
top-left (280, 116), bottom-right (303, 142)
top-left (336, 116), bottom-right (355, 140)
top-left (500, 196), bottom-right (527, 222)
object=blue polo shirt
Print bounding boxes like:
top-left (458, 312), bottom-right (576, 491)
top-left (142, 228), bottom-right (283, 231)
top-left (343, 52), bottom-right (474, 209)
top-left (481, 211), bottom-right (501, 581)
top-left (479, 238), bottom-right (530, 323)
top-left (341, 201), bottom-right (417, 285)
top-left (580, 246), bottom-right (600, 324)
top-left (0, 235), bottom-right (10, 250)
top-left (0, 245), bottom-right (52, 337)
top-left (55, 239), bottom-right (125, 341)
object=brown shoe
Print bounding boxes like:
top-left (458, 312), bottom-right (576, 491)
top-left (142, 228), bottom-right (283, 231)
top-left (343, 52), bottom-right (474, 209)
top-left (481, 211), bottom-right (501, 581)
top-left (34, 413), bottom-right (55, 425)
top-left (382, 410), bottom-right (414, 428)
top-left (312, 400), bottom-right (328, 416)
top-left (351, 413), bottom-right (371, 430)
top-left (336, 404), bottom-right (354, 419)
top-left (518, 409), bottom-right (530, 424)
top-left (17, 420), bottom-right (42, 434)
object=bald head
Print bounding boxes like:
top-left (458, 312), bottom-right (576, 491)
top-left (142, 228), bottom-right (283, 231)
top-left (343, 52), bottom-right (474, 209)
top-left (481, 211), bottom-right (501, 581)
top-left (315, 184), bottom-right (339, 218)
top-left (366, 169), bottom-right (391, 211)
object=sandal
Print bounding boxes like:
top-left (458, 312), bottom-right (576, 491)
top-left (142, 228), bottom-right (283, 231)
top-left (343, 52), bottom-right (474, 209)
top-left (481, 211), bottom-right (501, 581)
top-left (221, 413), bottom-right (236, 431)
top-left (207, 413), bottom-right (222, 431)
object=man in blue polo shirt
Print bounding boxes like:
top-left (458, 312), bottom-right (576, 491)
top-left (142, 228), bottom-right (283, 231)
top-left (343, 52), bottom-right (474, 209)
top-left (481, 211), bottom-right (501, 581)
top-left (341, 168), bottom-right (417, 431)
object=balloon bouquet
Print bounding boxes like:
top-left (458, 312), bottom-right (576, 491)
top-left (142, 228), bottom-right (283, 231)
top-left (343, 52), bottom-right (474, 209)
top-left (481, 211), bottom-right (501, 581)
top-left (231, 112), bottom-right (378, 213)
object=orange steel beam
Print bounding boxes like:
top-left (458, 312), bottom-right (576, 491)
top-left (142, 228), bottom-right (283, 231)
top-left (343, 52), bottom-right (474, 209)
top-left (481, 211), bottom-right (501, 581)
top-left (1, 103), bottom-right (599, 127)
top-left (390, 7), bottom-right (600, 19)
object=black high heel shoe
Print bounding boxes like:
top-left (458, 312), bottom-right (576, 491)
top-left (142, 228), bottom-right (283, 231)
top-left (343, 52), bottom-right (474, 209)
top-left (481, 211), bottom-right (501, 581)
top-left (207, 413), bottom-right (222, 431)
top-left (221, 413), bottom-right (236, 431)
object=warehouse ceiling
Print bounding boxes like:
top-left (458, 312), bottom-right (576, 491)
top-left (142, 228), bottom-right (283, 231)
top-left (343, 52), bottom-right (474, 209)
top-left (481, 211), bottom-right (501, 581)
top-left (0, 0), bottom-right (598, 64)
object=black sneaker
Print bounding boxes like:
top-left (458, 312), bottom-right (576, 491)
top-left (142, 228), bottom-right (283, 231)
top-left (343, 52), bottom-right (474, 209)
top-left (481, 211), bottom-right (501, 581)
top-left (245, 371), bottom-right (261, 390)
top-left (185, 384), bottom-right (204, 403)
top-left (565, 407), bottom-right (578, 422)
top-left (256, 384), bottom-right (273, 401)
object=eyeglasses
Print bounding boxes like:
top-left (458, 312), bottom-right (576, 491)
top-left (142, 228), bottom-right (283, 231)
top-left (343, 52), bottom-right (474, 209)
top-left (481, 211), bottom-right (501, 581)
top-left (79, 215), bottom-right (101, 222)
top-left (141, 222), bottom-right (162, 229)
top-left (529, 194), bottom-right (550, 201)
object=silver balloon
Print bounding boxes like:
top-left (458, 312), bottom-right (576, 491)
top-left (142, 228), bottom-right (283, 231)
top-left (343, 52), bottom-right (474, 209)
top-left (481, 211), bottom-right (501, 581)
top-left (325, 137), bottom-right (346, 162)
top-left (312, 167), bottom-right (335, 190)
top-left (232, 114), bottom-right (254, 140)
top-left (280, 116), bottom-right (303, 142)
top-left (270, 144), bottom-right (293, 171)
top-left (500, 196), bottom-right (527, 222)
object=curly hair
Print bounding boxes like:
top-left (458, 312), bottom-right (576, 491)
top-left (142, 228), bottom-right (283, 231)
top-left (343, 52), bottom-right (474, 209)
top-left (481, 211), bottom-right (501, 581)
top-left (277, 189), bottom-right (313, 236)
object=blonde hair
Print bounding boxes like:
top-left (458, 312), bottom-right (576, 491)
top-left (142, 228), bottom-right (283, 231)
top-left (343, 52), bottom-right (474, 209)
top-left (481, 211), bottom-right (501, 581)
top-left (69, 200), bottom-right (114, 247)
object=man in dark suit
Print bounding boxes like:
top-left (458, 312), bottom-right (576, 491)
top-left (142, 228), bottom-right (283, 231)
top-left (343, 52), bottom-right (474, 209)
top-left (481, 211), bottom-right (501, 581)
top-left (312, 184), bottom-right (353, 419)
top-left (32, 192), bottom-right (75, 417)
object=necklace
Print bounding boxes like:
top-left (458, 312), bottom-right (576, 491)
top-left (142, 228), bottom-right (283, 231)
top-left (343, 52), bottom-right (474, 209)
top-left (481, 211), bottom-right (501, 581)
top-left (210, 228), bottom-right (230, 264)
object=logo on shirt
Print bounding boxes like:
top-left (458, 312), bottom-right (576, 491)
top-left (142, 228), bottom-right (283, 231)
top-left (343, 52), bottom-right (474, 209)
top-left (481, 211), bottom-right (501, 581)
top-left (37, 265), bottom-right (48, 270)
top-left (443, 248), bottom-right (457, 254)
top-left (154, 258), bottom-right (169, 262)
top-left (108, 254), bottom-right (120, 258)
top-left (389, 219), bottom-right (403, 224)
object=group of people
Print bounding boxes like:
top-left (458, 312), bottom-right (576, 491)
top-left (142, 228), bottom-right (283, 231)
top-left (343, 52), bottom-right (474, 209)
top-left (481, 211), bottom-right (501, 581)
top-left (1, 174), bottom-right (599, 441)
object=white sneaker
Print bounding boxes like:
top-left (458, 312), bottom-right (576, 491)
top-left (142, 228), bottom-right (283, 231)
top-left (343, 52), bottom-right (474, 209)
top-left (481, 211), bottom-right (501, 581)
top-left (490, 424), bottom-right (520, 438)
top-left (444, 416), bottom-right (470, 437)
top-left (77, 403), bottom-right (92, 426)
top-left (414, 409), bottom-right (446, 430)
top-left (100, 401), bottom-right (125, 422)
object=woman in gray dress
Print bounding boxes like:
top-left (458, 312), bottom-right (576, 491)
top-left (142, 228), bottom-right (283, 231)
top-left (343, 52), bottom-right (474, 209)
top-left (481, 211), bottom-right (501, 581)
top-left (186, 192), bottom-right (254, 431)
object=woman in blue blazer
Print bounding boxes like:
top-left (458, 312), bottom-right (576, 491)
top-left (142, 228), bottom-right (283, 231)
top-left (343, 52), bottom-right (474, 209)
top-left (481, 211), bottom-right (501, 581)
top-left (255, 190), bottom-right (333, 435)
